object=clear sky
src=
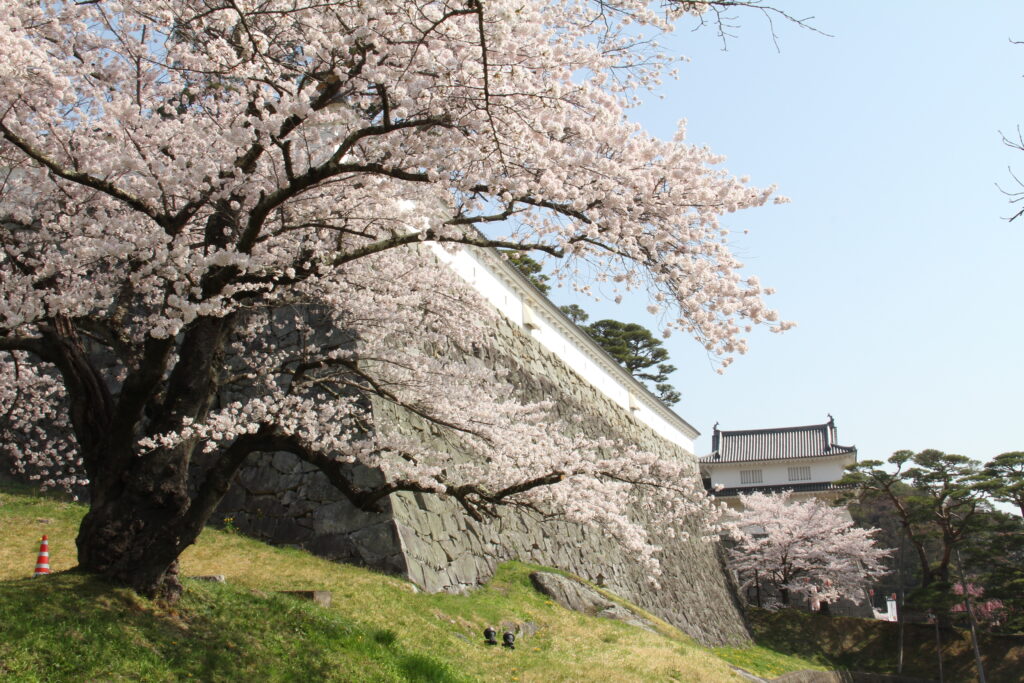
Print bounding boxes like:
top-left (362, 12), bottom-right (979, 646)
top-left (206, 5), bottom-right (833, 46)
top-left (554, 1), bottom-right (1024, 463)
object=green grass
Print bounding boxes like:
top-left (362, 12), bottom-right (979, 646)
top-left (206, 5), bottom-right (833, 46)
top-left (0, 572), bottom-right (465, 682)
top-left (712, 644), bottom-right (829, 679)
top-left (0, 480), bottom-right (826, 681)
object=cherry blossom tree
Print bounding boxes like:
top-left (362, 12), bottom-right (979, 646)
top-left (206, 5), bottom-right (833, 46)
top-left (0, 0), bottom-right (792, 599)
top-left (726, 492), bottom-right (890, 608)
top-left (951, 583), bottom-right (1007, 629)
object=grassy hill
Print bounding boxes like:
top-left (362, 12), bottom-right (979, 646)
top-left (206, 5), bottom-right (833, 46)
top-left (0, 481), bottom-right (820, 682)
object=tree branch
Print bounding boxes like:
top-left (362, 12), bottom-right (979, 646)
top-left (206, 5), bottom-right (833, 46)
top-left (0, 121), bottom-right (171, 231)
top-left (176, 425), bottom-right (282, 544)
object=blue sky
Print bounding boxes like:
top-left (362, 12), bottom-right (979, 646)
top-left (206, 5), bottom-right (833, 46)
top-left (554, 1), bottom-right (1024, 462)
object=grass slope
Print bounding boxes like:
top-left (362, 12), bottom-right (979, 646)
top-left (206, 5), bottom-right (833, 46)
top-left (0, 482), bottom-right (820, 681)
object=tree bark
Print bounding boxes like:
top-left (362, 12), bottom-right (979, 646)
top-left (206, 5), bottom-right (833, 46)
top-left (76, 475), bottom-right (191, 599)
top-left (71, 314), bottom-right (237, 599)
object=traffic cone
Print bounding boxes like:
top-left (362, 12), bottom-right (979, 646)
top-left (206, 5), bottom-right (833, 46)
top-left (33, 535), bottom-right (50, 577)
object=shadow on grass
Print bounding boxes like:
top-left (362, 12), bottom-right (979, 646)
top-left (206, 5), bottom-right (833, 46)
top-left (0, 571), bottom-right (469, 682)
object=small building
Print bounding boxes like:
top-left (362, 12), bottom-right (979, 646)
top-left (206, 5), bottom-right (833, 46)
top-left (699, 416), bottom-right (857, 507)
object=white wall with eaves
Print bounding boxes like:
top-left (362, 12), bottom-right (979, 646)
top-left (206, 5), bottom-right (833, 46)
top-left (429, 242), bottom-right (698, 456)
top-left (705, 455), bottom-right (854, 489)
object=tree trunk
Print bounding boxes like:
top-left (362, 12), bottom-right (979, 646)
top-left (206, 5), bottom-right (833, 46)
top-left (75, 428), bottom-right (278, 599)
top-left (76, 462), bottom-right (194, 599)
top-left (72, 313), bottom-right (238, 599)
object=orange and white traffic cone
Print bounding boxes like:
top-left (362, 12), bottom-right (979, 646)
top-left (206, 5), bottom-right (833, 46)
top-left (33, 535), bottom-right (50, 577)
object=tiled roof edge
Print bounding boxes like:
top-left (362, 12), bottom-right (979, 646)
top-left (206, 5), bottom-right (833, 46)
top-left (710, 482), bottom-right (857, 497)
top-left (716, 422), bottom-right (829, 437)
top-left (698, 445), bottom-right (857, 463)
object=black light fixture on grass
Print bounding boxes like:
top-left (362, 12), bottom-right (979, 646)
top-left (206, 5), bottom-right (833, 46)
top-left (483, 626), bottom-right (497, 646)
top-left (502, 631), bottom-right (515, 650)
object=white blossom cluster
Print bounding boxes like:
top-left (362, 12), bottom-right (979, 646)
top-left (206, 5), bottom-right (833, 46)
top-left (0, 353), bottom-right (83, 492)
top-left (726, 492), bottom-right (891, 605)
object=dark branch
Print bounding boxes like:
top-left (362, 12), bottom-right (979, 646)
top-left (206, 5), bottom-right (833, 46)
top-left (0, 121), bottom-right (172, 232)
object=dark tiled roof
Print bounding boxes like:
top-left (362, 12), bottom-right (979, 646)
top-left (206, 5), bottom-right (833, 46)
top-left (699, 417), bottom-right (856, 464)
top-left (710, 482), bottom-right (857, 498)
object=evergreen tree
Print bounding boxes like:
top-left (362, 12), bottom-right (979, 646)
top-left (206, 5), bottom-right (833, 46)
top-left (502, 251), bottom-right (550, 294)
top-left (841, 450), bottom-right (986, 619)
top-left (558, 304), bottom-right (589, 325)
top-left (583, 320), bottom-right (680, 405)
top-left (978, 451), bottom-right (1024, 518)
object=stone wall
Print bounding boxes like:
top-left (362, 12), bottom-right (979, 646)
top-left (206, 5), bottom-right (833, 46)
top-left (215, 457), bottom-right (408, 576)
top-left (216, 315), bottom-right (751, 646)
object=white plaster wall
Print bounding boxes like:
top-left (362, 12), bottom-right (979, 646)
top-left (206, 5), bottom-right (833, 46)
top-left (433, 245), bottom-right (525, 325)
top-left (709, 456), bottom-right (853, 489)
top-left (429, 242), bottom-right (697, 455)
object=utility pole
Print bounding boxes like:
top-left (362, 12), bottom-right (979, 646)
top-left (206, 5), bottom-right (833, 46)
top-left (896, 529), bottom-right (906, 675)
top-left (932, 612), bottom-right (944, 683)
top-left (955, 544), bottom-right (987, 683)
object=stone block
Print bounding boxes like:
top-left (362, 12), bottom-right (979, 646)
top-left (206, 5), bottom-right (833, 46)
top-left (271, 451), bottom-right (299, 473)
top-left (449, 553), bottom-right (479, 586)
top-left (276, 518), bottom-right (313, 543)
top-left (312, 501), bottom-right (383, 536)
top-left (475, 557), bottom-right (495, 582)
top-left (237, 465), bottom-right (303, 494)
top-left (287, 498), bottom-right (318, 518)
top-left (250, 495), bottom-right (288, 519)
top-left (217, 485), bottom-right (246, 513)
top-left (419, 565), bottom-right (453, 594)
top-left (530, 571), bottom-right (612, 615)
top-left (405, 558), bottom-right (425, 588)
top-left (349, 463), bottom-right (386, 489)
top-left (351, 522), bottom-right (401, 564)
top-left (279, 590), bottom-right (332, 608)
top-left (189, 574), bottom-right (226, 583)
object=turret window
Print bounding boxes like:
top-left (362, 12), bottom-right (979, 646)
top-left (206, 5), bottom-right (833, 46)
top-left (740, 469), bottom-right (763, 485)
top-left (788, 466), bottom-right (811, 482)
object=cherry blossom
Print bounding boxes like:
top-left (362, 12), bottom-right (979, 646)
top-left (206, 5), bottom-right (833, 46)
top-left (726, 492), bottom-right (891, 607)
top-left (0, 0), bottom-right (786, 597)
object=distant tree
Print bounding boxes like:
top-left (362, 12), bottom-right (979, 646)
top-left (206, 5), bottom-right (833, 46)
top-left (846, 485), bottom-right (932, 611)
top-left (506, 262), bottom-right (683, 405)
top-left (558, 304), bottom-right (590, 325)
top-left (502, 251), bottom-right (550, 295)
top-left (583, 320), bottom-right (681, 405)
top-left (652, 381), bottom-right (682, 407)
top-left (840, 450), bottom-right (986, 615)
top-left (977, 451), bottom-right (1024, 518)
top-left (958, 509), bottom-right (1024, 632)
top-left (727, 491), bottom-right (890, 608)
top-left (951, 582), bottom-right (1006, 629)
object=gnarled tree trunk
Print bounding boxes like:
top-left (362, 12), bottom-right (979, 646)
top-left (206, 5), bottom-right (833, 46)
top-left (76, 476), bottom-right (192, 599)
top-left (46, 313), bottom-right (235, 599)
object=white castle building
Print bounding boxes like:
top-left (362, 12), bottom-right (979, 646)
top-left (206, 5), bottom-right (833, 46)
top-left (698, 416), bottom-right (858, 507)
